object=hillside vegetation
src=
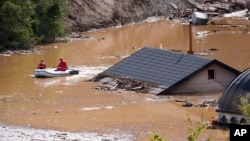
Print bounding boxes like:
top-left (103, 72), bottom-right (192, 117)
top-left (0, 0), bottom-right (193, 51)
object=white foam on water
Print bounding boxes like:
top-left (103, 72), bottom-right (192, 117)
top-left (81, 106), bottom-right (115, 111)
top-left (81, 107), bottom-right (102, 111)
top-left (78, 65), bottom-right (108, 77)
top-left (145, 97), bottom-right (169, 102)
top-left (0, 124), bottom-right (133, 141)
top-left (65, 65), bottom-right (109, 82)
top-left (104, 106), bottom-right (115, 109)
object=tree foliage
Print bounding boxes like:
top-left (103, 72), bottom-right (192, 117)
top-left (187, 114), bottom-right (209, 141)
top-left (239, 93), bottom-right (250, 118)
top-left (0, 0), bottom-right (67, 51)
top-left (148, 114), bottom-right (210, 141)
top-left (149, 133), bottom-right (167, 141)
top-left (33, 0), bottom-right (67, 42)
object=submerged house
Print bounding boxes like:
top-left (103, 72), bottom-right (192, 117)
top-left (92, 47), bottom-right (240, 95)
top-left (216, 68), bottom-right (250, 124)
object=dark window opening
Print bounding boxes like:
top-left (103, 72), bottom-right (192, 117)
top-left (208, 70), bottom-right (215, 80)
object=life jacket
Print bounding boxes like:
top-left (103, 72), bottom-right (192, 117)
top-left (58, 61), bottom-right (67, 68)
top-left (37, 63), bottom-right (46, 69)
top-left (57, 61), bottom-right (68, 71)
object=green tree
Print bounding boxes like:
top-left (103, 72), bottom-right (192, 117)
top-left (33, 0), bottom-right (67, 42)
top-left (0, 0), bottom-right (35, 49)
top-left (0, 0), bottom-right (67, 51)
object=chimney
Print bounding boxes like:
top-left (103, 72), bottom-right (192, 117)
top-left (188, 23), bottom-right (194, 55)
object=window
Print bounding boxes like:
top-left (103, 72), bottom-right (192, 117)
top-left (208, 69), bottom-right (215, 80)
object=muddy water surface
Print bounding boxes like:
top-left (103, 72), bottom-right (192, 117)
top-left (1, 18), bottom-right (250, 140)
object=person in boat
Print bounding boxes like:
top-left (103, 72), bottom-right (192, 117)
top-left (37, 59), bottom-right (46, 69)
top-left (56, 58), bottom-right (68, 71)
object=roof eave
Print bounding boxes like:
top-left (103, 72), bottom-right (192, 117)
top-left (213, 60), bottom-right (241, 75)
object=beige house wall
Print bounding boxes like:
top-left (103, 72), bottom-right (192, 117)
top-left (170, 64), bottom-right (237, 93)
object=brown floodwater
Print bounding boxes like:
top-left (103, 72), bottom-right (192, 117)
top-left (1, 18), bottom-right (250, 140)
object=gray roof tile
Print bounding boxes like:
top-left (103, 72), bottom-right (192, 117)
top-left (104, 47), bottom-right (213, 88)
top-left (93, 46), bottom-right (240, 94)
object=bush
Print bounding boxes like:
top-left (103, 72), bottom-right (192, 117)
top-left (187, 114), bottom-right (209, 141)
top-left (149, 133), bottom-right (167, 141)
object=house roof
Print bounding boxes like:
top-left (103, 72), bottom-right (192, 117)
top-left (96, 47), bottom-right (240, 94)
top-left (216, 68), bottom-right (250, 115)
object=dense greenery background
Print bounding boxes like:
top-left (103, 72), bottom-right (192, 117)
top-left (0, 0), bottom-right (66, 51)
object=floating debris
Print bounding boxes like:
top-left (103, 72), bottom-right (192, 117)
top-left (170, 0), bottom-right (250, 26)
top-left (191, 12), bottom-right (208, 25)
top-left (182, 101), bottom-right (193, 107)
top-left (209, 48), bottom-right (219, 51)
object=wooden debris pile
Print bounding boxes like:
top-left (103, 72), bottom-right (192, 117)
top-left (91, 73), bottom-right (159, 93)
top-left (169, 0), bottom-right (250, 22)
top-left (180, 98), bottom-right (217, 107)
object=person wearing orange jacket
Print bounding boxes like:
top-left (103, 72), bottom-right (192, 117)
top-left (37, 60), bottom-right (46, 69)
top-left (56, 58), bottom-right (68, 71)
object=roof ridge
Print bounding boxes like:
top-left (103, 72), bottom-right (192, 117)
top-left (144, 46), bottom-right (213, 61)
